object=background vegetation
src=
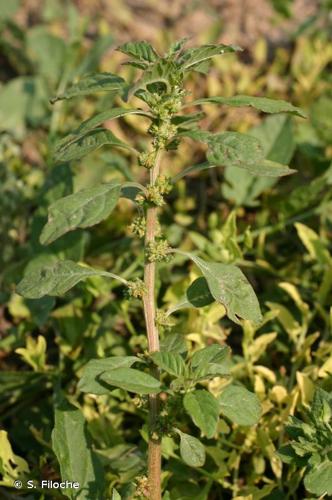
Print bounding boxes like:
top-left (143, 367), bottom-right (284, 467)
top-left (0, 0), bottom-right (331, 499)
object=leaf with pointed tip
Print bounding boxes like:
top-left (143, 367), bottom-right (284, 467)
top-left (52, 401), bottom-right (104, 499)
top-left (183, 390), bottom-right (219, 438)
top-left (40, 182), bottom-right (122, 245)
top-left (117, 41), bottom-right (159, 63)
top-left (53, 128), bottom-right (133, 163)
top-left (78, 356), bottom-right (142, 395)
top-left (16, 260), bottom-right (125, 299)
top-left (179, 132), bottom-right (295, 177)
top-left (50, 73), bottom-right (125, 103)
top-left (99, 368), bottom-right (161, 394)
top-left (190, 345), bottom-right (231, 380)
top-left (191, 344), bottom-right (229, 368)
top-left (192, 95), bottom-right (306, 118)
top-left (185, 254), bottom-right (262, 324)
top-left (70, 108), bottom-right (152, 137)
top-left (175, 430), bottom-right (206, 467)
top-left (179, 43), bottom-right (242, 70)
top-left (206, 132), bottom-right (264, 168)
top-left (304, 461), bottom-right (332, 496)
top-left (219, 385), bottom-right (261, 425)
top-left (129, 60), bottom-right (178, 97)
top-left (151, 352), bottom-right (186, 377)
top-left (160, 334), bottom-right (187, 354)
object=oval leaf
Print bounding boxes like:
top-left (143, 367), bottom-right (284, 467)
top-left (40, 182), bottom-right (122, 245)
top-left (16, 260), bottom-right (124, 299)
top-left (176, 430), bottom-right (206, 467)
top-left (50, 73), bottom-right (125, 103)
top-left (100, 367), bottom-right (161, 394)
top-left (192, 95), bottom-right (306, 118)
top-left (188, 255), bottom-right (262, 324)
top-left (78, 356), bottom-right (141, 395)
top-left (183, 390), bottom-right (219, 438)
top-left (117, 41), bottom-right (159, 63)
top-left (179, 44), bottom-right (242, 70)
top-left (219, 385), bottom-right (261, 425)
top-left (52, 401), bottom-right (104, 499)
top-left (53, 128), bottom-right (133, 163)
top-left (151, 351), bottom-right (186, 377)
top-left (304, 461), bottom-right (332, 496)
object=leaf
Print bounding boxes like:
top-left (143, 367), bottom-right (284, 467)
top-left (183, 390), bottom-right (219, 438)
top-left (16, 260), bottom-right (126, 299)
top-left (223, 115), bottom-right (296, 205)
top-left (186, 277), bottom-right (215, 307)
top-left (117, 41), bottom-right (159, 63)
top-left (151, 352), bottom-right (186, 377)
top-left (53, 128), bottom-right (133, 163)
top-left (78, 357), bottom-right (142, 395)
top-left (186, 254), bottom-right (262, 324)
top-left (206, 132), bottom-right (262, 168)
top-left (160, 333), bottom-right (187, 354)
top-left (190, 345), bottom-right (230, 380)
top-left (99, 368), bottom-right (161, 394)
top-left (40, 182), bottom-right (122, 245)
top-left (0, 430), bottom-right (29, 484)
top-left (191, 344), bottom-right (229, 368)
top-left (181, 131), bottom-right (295, 177)
top-left (304, 461), bottom-right (332, 496)
top-left (130, 60), bottom-right (177, 97)
top-left (219, 385), bottom-right (261, 425)
top-left (192, 95), bottom-right (306, 118)
top-left (111, 489), bottom-right (122, 500)
top-left (179, 44), bottom-right (242, 70)
top-left (52, 401), bottom-right (104, 499)
top-left (50, 73), bottom-right (125, 103)
top-left (176, 430), bottom-right (206, 467)
top-left (70, 108), bottom-right (152, 138)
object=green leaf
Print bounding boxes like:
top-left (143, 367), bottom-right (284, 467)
top-left (238, 159), bottom-right (295, 177)
top-left (304, 461), bottom-right (332, 496)
top-left (192, 95), bottom-right (306, 118)
top-left (67, 108), bottom-right (151, 139)
top-left (219, 385), bottom-right (261, 425)
top-left (52, 401), bottom-right (104, 499)
top-left (186, 254), bottom-right (262, 324)
top-left (190, 345), bottom-right (230, 380)
top-left (151, 352), bottom-right (186, 377)
top-left (223, 115), bottom-right (296, 205)
top-left (130, 60), bottom-right (179, 97)
top-left (160, 333), bottom-right (187, 354)
top-left (99, 367), bottom-right (161, 394)
top-left (206, 132), bottom-right (263, 169)
top-left (176, 430), bottom-right (206, 467)
top-left (117, 41), bottom-right (159, 63)
top-left (53, 128), bottom-right (133, 163)
top-left (183, 390), bottom-right (219, 438)
top-left (111, 489), bottom-right (122, 500)
top-left (191, 344), bottom-right (229, 368)
top-left (40, 182), bottom-right (122, 245)
top-left (50, 73), bottom-right (125, 103)
top-left (78, 357), bottom-right (142, 395)
top-left (179, 44), bottom-right (242, 70)
top-left (186, 277), bottom-right (215, 307)
top-left (16, 260), bottom-right (126, 299)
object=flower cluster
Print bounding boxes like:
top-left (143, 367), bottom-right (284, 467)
top-left (146, 239), bottom-right (172, 262)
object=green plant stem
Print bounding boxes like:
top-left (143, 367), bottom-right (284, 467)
top-left (143, 153), bottom-right (162, 500)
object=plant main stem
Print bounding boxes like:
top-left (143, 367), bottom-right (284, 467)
top-left (143, 155), bottom-right (161, 500)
